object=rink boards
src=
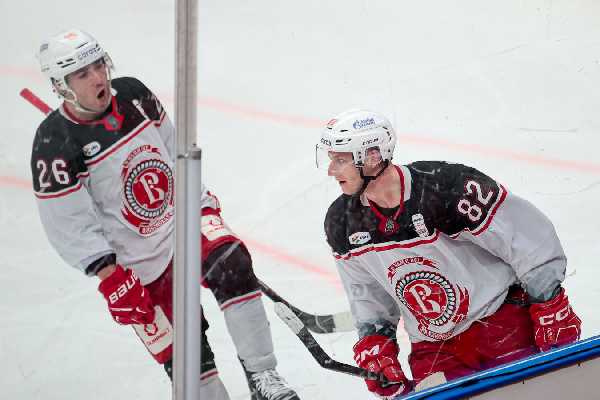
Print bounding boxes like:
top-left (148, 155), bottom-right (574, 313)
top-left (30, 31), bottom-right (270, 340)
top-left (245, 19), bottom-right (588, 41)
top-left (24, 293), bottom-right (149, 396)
top-left (401, 335), bottom-right (600, 400)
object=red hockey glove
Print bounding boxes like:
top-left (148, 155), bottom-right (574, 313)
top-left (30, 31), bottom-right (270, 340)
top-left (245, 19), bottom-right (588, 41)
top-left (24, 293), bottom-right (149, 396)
top-left (98, 265), bottom-right (155, 325)
top-left (353, 335), bottom-right (411, 399)
top-left (529, 288), bottom-right (581, 352)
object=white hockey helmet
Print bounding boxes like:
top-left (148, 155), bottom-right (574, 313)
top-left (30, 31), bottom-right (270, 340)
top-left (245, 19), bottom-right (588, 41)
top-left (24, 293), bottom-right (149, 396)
top-left (38, 28), bottom-right (114, 99)
top-left (316, 108), bottom-right (397, 169)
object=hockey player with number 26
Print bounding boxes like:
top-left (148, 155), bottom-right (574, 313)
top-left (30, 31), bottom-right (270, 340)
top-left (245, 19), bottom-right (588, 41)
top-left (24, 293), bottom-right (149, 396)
top-left (316, 109), bottom-right (581, 399)
top-left (30, 28), bottom-right (299, 400)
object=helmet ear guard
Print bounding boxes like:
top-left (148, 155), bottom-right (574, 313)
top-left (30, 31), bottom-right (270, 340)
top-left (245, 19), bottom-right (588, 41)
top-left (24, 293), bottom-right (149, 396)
top-left (363, 147), bottom-right (383, 167)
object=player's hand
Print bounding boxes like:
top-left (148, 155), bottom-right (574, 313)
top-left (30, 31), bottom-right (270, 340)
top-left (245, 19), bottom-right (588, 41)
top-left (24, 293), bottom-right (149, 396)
top-left (529, 288), bottom-right (581, 352)
top-left (353, 334), bottom-right (411, 399)
top-left (98, 265), bottom-right (155, 325)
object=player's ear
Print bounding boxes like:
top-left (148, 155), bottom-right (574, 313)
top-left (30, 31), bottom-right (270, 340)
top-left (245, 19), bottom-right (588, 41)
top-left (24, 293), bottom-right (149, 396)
top-left (51, 78), bottom-right (68, 97)
top-left (364, 147), bottom-right (383, 167)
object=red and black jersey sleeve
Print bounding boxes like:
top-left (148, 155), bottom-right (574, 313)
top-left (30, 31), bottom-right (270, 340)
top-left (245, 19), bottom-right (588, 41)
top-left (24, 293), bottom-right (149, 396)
top-left (120, 77), bottom-right (165, 123)
top-left (407, 161), bottom-right (504, 237)
top-left (31, 112), bottom-right (88, 196)
top-left (324, 195), bottom-right (353, 257)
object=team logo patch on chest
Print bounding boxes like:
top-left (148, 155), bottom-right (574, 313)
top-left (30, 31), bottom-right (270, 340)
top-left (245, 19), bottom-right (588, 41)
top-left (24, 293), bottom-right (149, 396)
top-left (391, 266), bottom-right (471, 341)
top-left (396, 271), bottom-right (456, 326)
top-left (121, 145), bottom-right (174, 235)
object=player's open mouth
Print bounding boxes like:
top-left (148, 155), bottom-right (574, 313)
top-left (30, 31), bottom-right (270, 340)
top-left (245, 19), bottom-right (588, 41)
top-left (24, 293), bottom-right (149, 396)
top-left (97, 89), bottom-right (106, 101)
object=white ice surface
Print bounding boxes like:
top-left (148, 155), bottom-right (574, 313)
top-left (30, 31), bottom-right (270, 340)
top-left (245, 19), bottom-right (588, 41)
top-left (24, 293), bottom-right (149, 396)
top-left (1, 1), bottom-right (600, 399)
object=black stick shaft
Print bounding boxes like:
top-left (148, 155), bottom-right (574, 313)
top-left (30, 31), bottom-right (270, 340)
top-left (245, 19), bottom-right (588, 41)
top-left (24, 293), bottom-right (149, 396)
top-left (297, 324), bottom-right (391, 384)
top-left (273, 302), bottom-right (393, 385)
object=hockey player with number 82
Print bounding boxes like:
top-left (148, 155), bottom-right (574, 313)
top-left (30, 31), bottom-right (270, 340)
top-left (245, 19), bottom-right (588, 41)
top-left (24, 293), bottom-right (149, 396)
top-left (316, 109), bottom-right (582, 399)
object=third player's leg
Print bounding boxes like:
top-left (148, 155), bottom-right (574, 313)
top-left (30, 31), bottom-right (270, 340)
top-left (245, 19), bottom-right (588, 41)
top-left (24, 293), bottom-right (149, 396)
top-left (202, 242), bottom-right (277, 372)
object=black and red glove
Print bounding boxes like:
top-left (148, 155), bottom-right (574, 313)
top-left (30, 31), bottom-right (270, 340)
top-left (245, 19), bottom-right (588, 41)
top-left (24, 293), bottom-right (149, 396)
top-left (353, 334), bottom-right (411, 399)
top-left (98, 265), bottom-right (155, 325)
top-left (529, 288), bottom-right (581, 352)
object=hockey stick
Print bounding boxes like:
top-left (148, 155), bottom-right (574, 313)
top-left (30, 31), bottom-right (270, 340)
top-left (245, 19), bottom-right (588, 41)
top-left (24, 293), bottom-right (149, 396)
top-left (20, 88), bottom-right (52, 116)
top-left (274, 301), bottom-right (407, 387)
top-left (275, 301), bottom-right (448, 394)
top-left (258, 278), bottom-right (356, 334)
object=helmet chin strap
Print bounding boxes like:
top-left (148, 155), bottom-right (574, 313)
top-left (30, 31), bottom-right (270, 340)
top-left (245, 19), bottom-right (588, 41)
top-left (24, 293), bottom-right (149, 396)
top-left (59, 82), bottom-right (113, 114)
top-left (356, 160), bottom-right (389, 196)
top-left (66, 97), bottom-right (98, 114)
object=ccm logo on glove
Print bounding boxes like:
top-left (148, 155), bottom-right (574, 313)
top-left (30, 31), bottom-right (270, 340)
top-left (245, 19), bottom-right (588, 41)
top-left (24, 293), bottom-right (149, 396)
top-left (355, 345), bottom-right (382, 364)
top-left (529, 288), bottom-right (581, 351)
top-left (353, 335), bottom-right (411, 399)
top-left (538, 304), bottom-right (571, 326)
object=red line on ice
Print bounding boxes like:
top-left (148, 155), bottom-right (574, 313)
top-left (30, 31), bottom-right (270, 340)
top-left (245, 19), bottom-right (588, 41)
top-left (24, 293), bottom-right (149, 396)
top-left (243, 238), bottom-right (339, 281)
top-left (0, 174), bottom-right (335, 279)
top-left (5, 64), bottom-right (600, 281)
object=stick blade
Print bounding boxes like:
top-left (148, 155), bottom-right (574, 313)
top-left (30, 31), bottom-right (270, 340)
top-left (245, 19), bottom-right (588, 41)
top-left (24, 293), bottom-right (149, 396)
top-left (259, 278), bottom-right (356, 334)
top-left (331, 312), bottom-right (356, 333)
top-left (274, 302), bottom-right (305, 334)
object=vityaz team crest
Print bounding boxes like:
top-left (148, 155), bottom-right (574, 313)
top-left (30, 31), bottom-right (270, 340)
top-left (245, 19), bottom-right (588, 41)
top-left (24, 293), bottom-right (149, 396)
top-left (389, 258), bottom-right (470, 341)
top-left (120, 145), bottom-right (174, 235)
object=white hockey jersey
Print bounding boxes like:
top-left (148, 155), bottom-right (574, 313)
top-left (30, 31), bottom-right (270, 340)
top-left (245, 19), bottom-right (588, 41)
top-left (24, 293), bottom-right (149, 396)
top-left (324, 162), bottom-right (566, 343)
top-left (31, 77), bottom-right (217, 284)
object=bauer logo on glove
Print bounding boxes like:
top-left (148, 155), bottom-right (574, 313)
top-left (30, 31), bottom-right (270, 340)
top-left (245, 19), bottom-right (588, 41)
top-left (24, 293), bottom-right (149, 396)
top-left (107, 269), bottom-right (141, 304)
top-left (98, 265), bottom-right (155, 326)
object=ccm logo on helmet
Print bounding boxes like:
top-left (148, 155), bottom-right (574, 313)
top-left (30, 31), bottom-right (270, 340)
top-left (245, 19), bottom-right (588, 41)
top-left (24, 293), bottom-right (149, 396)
top-left (353, 117), bottom-right (375, 130)
top-left (78, 48), bottom-right (97, 60)
top-left (362, 138), bottom-right (379, 146)
top-left (320, 138), bottom-right (332, 146)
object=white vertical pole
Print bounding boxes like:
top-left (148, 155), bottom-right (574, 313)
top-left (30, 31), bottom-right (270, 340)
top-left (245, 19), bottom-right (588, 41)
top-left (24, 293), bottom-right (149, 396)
top-left (174, 0), bottom-right (201, 399)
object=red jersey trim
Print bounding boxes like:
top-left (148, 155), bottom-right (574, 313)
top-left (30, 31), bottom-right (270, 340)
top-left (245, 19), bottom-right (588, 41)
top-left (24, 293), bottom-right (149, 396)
top-left (333, 230), bottom-right (441, 260)
top-left (35, 180), bottom-right (84, 199)
top-left (85, 119), bottom-right (153, 166)
top-left (366, 165), bottom-right (406, 235)
top-left (61, 96), bottom-right (123, 130)
top-left (154, 110), bottom-right (166, 127)
top-left (200, 370), bottom-right (219, 381)
top-left (204, 190), bottom-right (222, 212)
top-left (219, 290), bottom-right (262, 311)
